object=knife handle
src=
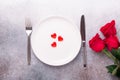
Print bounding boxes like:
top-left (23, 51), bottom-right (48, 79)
top-left (82, 41), bottom-right (87, 68)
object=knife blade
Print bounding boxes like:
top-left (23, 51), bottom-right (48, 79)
top-left (80, 15), bottom-right (87, 68)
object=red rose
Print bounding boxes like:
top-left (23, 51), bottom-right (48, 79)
top-left (100, 20), bottom-right (116, 37)
top-left (104, 35), bottom-right (119, 50)
top-left (89, 33), bottom-right (105, 52)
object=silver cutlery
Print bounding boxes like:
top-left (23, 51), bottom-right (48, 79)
top-left (80, 15), bottom-right (87, 68)
top-left (25, 18), bottom-right (32, 65)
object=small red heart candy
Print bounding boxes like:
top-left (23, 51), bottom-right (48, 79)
top-left (58, 36), bottom-right (63, 41)
top-left (51, 42), bottom-right (57, 47)
top-left (51, 33), bottom-right (57, 39)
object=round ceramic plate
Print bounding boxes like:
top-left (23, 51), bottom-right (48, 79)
top-left (31, 16), bottom-right (81, 66)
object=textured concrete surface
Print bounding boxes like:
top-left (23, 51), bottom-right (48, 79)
top-left (0, 0), bottom-right (120, 80)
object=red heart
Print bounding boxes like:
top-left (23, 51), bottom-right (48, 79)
top-left (51, 42), bottom-right (57, 47)
top-left (58, 36), bottom-right (63, 41)
top-left (51, 33), bottom-right (57, 39)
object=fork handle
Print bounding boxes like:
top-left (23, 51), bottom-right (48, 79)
top-left (27, 34), bottom-right (31, 65)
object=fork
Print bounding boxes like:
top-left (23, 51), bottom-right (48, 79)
top-left (25, 18), bottom-right (32, 65)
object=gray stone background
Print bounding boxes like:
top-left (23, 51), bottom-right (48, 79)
top-left (0, 0), bottom-right (120, 80)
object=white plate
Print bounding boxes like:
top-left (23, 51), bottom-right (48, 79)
top-left (31, 16), bottom-right (81, 66)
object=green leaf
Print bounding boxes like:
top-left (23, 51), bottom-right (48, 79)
top-left (106, 65), bottom-right (120, 77)
top-left (112, 65), bottom-right (119, 75)
top-left (106, 65), bottom-right (117, 73)
top-left (111, 48), bottom-right (120, 61)
top-left (116, 68), bottom-right (120, 77)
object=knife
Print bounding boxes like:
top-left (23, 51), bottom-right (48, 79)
top-left (80, 15), bottom-right (87, 68)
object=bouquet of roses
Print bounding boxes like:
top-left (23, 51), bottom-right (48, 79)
top-left (89, 20), bottom-right (120, 77)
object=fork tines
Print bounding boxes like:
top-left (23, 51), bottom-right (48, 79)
top-left (25, 18), bottom-right (32, 28)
